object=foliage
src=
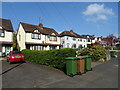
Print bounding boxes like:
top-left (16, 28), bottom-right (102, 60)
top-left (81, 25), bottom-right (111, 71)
top-left (77, 49), bottom-right (90, 56)
top-left (115, 44), bottom-right (120, 50)
top-left (12, 33), bottom-right (18, 51)
top-left (89, 45), bottom-right (106, 61)
top-left (105, 46), bottom-right (111, 50)
top-left (21, 48), bottom-right (76, 70)
top-left (77, 45), bottom-right (106, 61)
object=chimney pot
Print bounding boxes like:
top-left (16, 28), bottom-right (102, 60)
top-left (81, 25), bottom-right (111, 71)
top-left (39, 23), bottom-right (43, 29)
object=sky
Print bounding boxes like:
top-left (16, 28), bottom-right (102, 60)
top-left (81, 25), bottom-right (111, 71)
top-left (1, 2), bottom-right (118, 37)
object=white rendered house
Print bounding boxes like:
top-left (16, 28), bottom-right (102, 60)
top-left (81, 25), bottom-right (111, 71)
top-left (60, 30), bottom-right (87, 49)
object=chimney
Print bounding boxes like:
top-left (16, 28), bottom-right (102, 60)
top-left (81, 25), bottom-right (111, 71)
top-left (39, 23), bottom-right (43, 29)
top-left (70, 30), bottom-right (74, 33)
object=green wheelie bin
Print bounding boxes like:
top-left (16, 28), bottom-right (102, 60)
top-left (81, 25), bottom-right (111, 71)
top-left (84, 55), bottom-right (93, 71)
top-left (65, 57), bottom-right (78, 77)
top-left (110, 51), bottom-right (116, 58)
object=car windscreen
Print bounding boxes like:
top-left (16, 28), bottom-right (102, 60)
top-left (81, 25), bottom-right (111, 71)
top-left (12, 52), bottom-right (22, 54)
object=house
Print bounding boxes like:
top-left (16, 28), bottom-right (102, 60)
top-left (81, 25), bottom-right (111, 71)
top-left (17, 22), bottom-right (62, 51)
top-left (0, 18), bottom-right (14, 56)
top-left (60, 30), bottom-right (87, 49)
top-left (81, 35), bottom-right (96, 46)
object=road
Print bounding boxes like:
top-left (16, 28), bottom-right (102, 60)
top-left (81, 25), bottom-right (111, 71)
top-left (2, 56), bottom-right (118, 88)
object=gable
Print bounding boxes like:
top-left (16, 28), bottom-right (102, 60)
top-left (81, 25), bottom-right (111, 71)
top-left (0, 26), bottom-right (3, 29)
top-left (51, 33), bottom-right (56, 36)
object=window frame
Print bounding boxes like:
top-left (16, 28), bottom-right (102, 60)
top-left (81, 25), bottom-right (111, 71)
top-left (0, 30), bottom-right (5, 37)
top-left (49, 36), bottom-right (57, 41)
top-left (31, 33), bottom-right (41, 40)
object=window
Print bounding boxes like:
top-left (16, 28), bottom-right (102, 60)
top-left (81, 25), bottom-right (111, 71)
top-left (19, 34), bottom-right (21, 41)
top-left (49, 46), bottom-right (56, 50)
top-left (80, 39), bottom-right (82, 42)
top-left (0, 30), bottom-right (5, 37)
top-left (32, 45), bottom-right (43, 50)
top-left (78, 45), bottom-right (83, 49)
top-left (62, 41), bottom-right (64, 44)
top-left (88, 39), bottom-right (91, 42)
top-left (67, 43), bottom-right (69, 48)
top-left (67, 36), bottom-right (69, 40)
top-left (49, 36), bottom-right (57, 41)
top-left (73, 37), bottom-right (76, 41)
top-left (72, 44), bottom-right (76, 49)
top-left (32, 33), bottom-right (41, 39)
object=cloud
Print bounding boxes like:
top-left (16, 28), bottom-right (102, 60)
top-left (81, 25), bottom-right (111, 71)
top-left (83, 3), bottom-right (114, 22)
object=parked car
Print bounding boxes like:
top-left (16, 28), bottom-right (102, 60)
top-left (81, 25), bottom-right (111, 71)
top-left (6, 51), bottom-right (25, 63)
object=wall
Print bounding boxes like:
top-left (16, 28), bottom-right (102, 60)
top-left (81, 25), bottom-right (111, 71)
top-left (17, 24), bottom-right (26, 51)
top-left (26, 33), bottom-right (45, 43)
top-left (0, 31), bottom-right (13, 42)
top-left (45, 35), bottom-right (61, 45)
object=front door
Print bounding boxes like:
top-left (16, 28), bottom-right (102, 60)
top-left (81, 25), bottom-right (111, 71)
top-left (5, 46), bottom-right (11, 55)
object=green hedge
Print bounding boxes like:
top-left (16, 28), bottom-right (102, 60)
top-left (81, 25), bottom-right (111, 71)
top-left (21, 48), bottom-right (76, 70)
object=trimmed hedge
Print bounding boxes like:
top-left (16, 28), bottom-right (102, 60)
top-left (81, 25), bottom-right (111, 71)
top-left (21, 48), bottom-right (76, 70)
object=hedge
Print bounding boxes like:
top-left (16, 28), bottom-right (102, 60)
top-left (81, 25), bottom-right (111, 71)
top-left (21, 48), bottom-right (76, 70)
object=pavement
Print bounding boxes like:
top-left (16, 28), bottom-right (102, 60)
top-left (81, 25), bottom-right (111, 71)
top-left (1, 56), bottom-right (118, 88)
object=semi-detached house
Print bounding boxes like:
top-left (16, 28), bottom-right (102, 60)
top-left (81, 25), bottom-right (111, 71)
top-left (17, 22), bottom-right (62, 51)
top-left (0, 18), bottom-right (14, 56)
top-left (60, 30), bottom-right (87, 49)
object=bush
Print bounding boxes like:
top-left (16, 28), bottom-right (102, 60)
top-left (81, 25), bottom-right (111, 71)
top-left (105, 46), bottom-right (111, 50)
top-left (89, 45), bottom-right (106, 61)
top-left (21, 48), bottom-right (76, 70)
top-left (77, 45), bottom-right (106, 61)
top-left (116, 44), bottom-right (120, 50)
top-left (77, 49), bottom-right (90, 56)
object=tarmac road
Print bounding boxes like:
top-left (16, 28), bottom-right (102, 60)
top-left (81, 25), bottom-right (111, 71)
top-left (2, 56), bottom-right (118, 88)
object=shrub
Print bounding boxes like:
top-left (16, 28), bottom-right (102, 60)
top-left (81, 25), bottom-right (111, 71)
top-left (105, 46), bottom-right (111, 50)
top-left (89, 45), bottom-right (106, 61)
top-left (21, 48), bottom-right (76, 70)
top-left (116, 44), bottom-right (120, 50)
top-left (77, 45), bottom-right (106, 61)
top-left (77, 49), bottom-right (90, 56)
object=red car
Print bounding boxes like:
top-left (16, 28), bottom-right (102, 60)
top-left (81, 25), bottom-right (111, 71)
top-left (6, 51), bottom-right (25, 63)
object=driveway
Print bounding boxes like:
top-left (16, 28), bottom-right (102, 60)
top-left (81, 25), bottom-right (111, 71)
top-left (2, 56), bottom-right (118, 88)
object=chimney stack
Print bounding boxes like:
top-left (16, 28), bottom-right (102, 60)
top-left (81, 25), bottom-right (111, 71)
top-left (70, 30), bottom-right (74, 32)
top-left (39, 23), bottom-right (43, 29)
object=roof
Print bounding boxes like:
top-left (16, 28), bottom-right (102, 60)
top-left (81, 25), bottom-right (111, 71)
top-left (26, 42), bottom-right (62, 46)
top-left (81, 35), bottom-right (95, 39)
top-left (20, 22), bottom-right (60, 36)
top-left (60, 30), bottom-right (84, 38)
top-left (60, 31), bottom-right (75, 37)
top-left (0, 18), bottom-right (14, 32)
top-left (0, 41), bottom-right (13, 45)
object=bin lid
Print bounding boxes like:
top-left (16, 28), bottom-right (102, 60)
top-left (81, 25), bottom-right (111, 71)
top-left (77, 56), bottom-right (85, 59)
top-left (65, 57), bottom-right (78, 60)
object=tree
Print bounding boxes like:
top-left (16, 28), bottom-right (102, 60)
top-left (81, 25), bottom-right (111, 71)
top-left (12, 33), bottom-right (18, 51)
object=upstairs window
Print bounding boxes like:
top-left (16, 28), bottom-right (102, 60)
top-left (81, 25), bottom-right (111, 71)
top-left (49, 36), bottom-right (57, 41)
top-left (32, 33), bottom-right (41, 39)
top-left (80, 39), bottom-right (82, 42)
top-left (88, 39), bottom-right (91, 42)
top-left (67, 36), bottom-right (69, 40)
top-left (0, 30), bottom-right (5, 37)
top-left (73, 37), bottom-right (76, 41)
